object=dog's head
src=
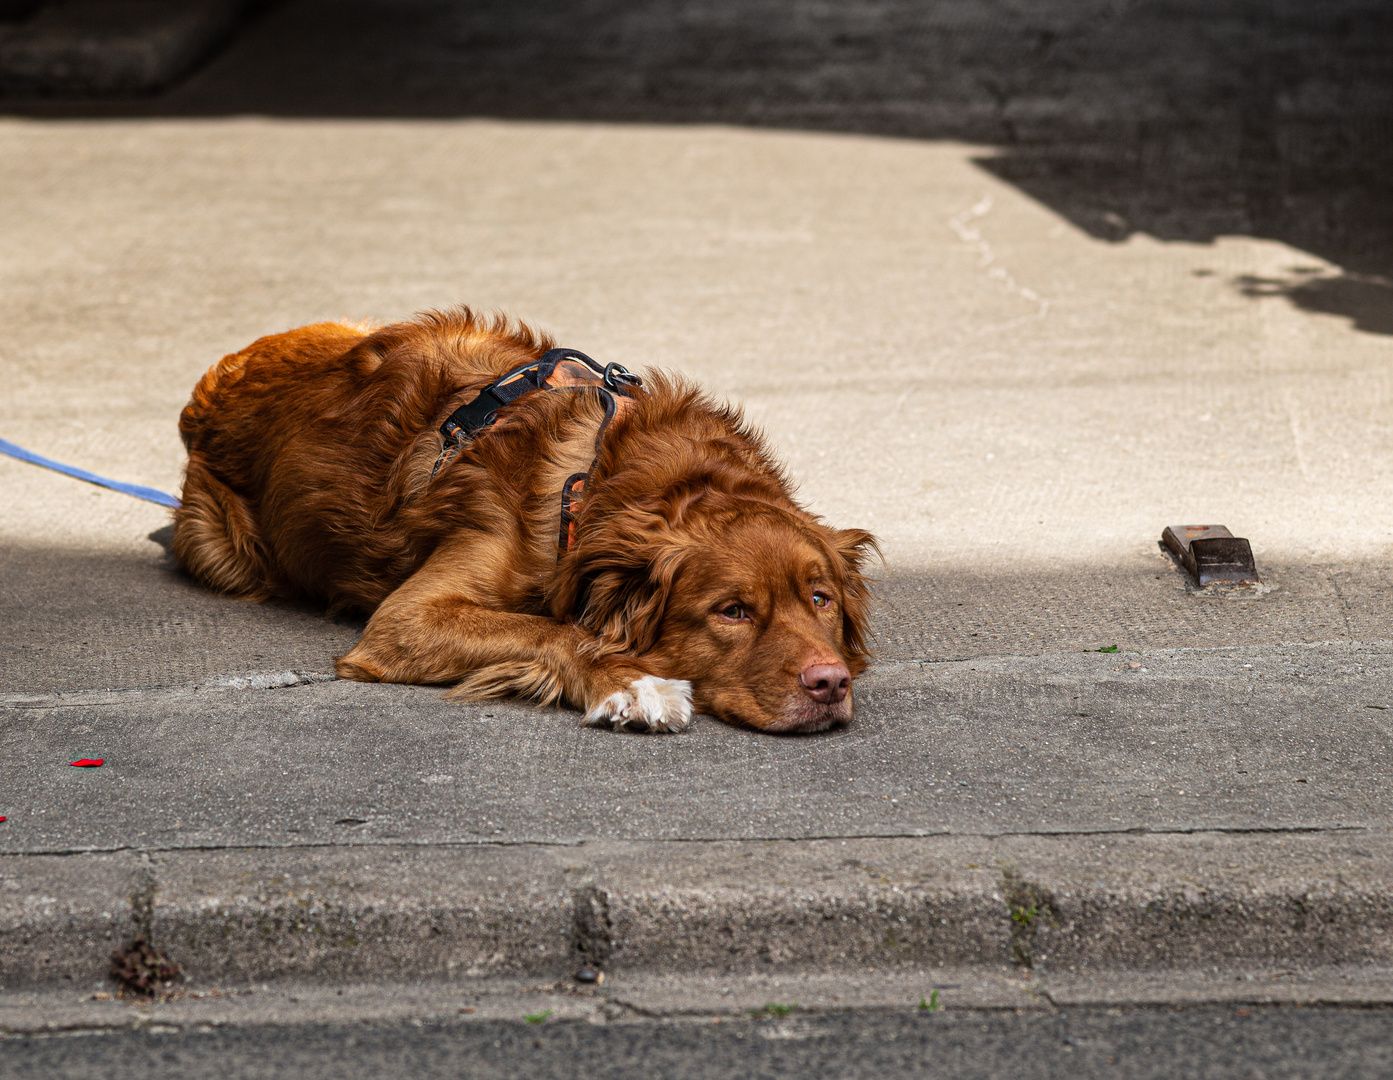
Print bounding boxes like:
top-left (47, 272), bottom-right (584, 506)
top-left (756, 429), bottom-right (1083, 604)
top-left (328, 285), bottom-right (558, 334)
top-left (553, 491), bottom-right (877, 733)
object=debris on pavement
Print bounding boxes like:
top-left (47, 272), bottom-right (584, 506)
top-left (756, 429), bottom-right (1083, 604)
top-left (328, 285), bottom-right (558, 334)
top-left (110, 937), bottom-right (181, 998)
top-left (68, 758), bottom-right (104, 767)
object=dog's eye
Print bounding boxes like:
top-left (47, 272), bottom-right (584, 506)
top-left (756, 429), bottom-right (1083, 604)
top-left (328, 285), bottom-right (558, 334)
top-left (719, 604), bottom-right (746, 621)
top-left (812, 592), bottom-right (831, 608)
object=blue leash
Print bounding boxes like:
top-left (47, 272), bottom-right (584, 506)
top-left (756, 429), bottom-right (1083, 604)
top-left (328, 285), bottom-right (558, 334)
top-left (0, 436), bottom-right (181, 508)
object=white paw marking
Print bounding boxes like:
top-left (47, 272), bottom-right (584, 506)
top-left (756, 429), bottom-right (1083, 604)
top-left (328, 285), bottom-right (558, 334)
top-left (584, 675), bottom-right (693, 733)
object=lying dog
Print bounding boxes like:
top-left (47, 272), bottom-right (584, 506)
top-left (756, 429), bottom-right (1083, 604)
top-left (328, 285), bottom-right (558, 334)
top-left (173, 308), bottom-right (876, 733)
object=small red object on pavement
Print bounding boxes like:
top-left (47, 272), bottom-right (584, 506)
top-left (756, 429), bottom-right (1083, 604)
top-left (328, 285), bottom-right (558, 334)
top-left (69, 758), bottom-right (104, 767)
top-left (0, 816), bottom-right (7, 823)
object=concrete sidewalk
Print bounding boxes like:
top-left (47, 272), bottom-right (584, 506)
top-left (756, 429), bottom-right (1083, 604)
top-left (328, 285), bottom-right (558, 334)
top-left (6, 646), bottom-right (1393, 851)
top-left (6, 646), bottom-right (1393, 1031)
top-left (2, 0), bottom-right (1392, 1031)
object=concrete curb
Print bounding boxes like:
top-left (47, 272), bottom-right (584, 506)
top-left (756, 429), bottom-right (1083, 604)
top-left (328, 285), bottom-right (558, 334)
top-left (6, 833), bottom-right (1393, 994)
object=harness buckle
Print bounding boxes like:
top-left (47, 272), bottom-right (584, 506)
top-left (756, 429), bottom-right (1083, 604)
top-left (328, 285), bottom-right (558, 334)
top-left (602, 362), bottom-right (642, 391)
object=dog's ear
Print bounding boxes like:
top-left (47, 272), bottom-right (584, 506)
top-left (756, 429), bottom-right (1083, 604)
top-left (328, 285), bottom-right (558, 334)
top-left (580, 543), bottom-right (686, 657)
top-left (548, 508), bottom-right (688, 657)
top-left (827, 527), bottom-right (880, 667)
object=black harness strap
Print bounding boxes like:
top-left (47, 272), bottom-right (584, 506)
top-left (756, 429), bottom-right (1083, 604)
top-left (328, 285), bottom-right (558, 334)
top-left (429, 348), bottom-right (643, 557)
top-left (557, 385), bottom-right (621, 558)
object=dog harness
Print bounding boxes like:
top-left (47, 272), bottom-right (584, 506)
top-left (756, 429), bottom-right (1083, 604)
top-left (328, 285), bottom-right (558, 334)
top-left (430, 348), bottom-right (643, 557)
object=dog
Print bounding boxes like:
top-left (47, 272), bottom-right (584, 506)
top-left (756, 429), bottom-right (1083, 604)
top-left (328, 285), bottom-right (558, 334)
top-left (172, 308), bottom-right (876, 733)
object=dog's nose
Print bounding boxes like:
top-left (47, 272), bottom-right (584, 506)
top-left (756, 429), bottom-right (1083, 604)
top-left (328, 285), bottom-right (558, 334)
top-left (800, 662), bottom-right (850, 705)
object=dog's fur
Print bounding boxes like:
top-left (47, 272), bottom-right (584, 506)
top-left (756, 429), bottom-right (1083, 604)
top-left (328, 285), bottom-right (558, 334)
top-left (173, 308), bottom-right (876, 733)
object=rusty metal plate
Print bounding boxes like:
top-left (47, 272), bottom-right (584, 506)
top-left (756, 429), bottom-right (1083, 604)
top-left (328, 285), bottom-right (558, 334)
top-left (1161, 525), bottom-right (1260, 586)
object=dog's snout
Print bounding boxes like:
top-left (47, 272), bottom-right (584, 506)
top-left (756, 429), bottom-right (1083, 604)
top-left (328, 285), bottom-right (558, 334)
top-left (799, 662), bottom-right (850, 704)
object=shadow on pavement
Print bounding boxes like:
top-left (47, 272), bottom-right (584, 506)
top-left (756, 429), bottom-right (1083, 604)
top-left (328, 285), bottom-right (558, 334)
top-left (0, 541), bottom-right (362, 693)
top-left (1233, 272), bottom-right (1393, 337)
top-left (876, 555), bottom-right (1393, 662)
top-left (3, 0), bottom-right (1390, 332)
top-left (5, 537), bottom-right (1390, 693)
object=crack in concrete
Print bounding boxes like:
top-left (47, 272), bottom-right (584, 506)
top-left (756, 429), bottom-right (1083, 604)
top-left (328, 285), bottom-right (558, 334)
top-left (571, 886), bottom-right (614, 971)
top-left (127, 864), bottom-right (157, 941)
top-left (1001, 864), bottom-right (1057, 969)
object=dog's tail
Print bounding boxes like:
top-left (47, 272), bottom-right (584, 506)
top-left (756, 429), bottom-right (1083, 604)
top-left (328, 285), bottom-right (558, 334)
top-left (172, 343), bottom-right (283, 600)
top-left (172, 460), bottom-right (278, 600)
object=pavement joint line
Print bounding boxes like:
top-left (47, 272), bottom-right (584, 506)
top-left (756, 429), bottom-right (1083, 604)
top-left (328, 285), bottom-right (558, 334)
top-left (7, 824), bottom-right (1376, 859)
top-left (1, 997), bottom-right (1381, 1038)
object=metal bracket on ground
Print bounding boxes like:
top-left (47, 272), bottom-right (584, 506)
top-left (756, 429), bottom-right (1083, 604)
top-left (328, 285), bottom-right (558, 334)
top-left (1161, 524), bottom-right (1259, 586)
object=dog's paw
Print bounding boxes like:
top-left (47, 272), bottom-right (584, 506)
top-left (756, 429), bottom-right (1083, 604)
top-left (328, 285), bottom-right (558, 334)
top-left (584, 675), bottom-right (693, 733)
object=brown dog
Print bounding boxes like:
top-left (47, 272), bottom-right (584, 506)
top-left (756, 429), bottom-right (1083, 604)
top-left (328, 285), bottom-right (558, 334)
top-left (172, 308), bottom-right (876, 733)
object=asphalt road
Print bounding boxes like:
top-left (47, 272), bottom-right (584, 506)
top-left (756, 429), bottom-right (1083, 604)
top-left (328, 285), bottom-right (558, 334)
top-left (5, 1007), bottom-right (1393, 1080)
